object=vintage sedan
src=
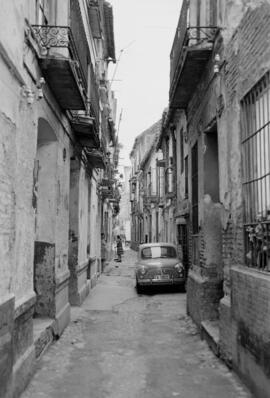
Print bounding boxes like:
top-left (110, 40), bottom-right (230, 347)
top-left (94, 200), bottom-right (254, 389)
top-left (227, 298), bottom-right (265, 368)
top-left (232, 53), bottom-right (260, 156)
top-left (135, 243), bottom-right (186, 293)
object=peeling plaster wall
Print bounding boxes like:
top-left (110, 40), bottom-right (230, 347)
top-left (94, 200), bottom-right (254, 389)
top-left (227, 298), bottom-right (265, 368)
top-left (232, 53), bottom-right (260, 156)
top-left (68, 160), bottom-right (90, 304)
top-left (78, 168), bottom-right (89, 266)
top-left (175, 110), bottom-right (189, 213)
top-left (0, 110), bottom-right (16, 297)
top-left (14, 104), bottom-right (38, 297)
top-left (89, 175), bottom-right (101, 275)
top-left (55, 139), bottom-right (70, 275)
top-left (0, 1), bottom-right (26, 69)
top-left (0, 2), bottom-right (39, 300)
top-left (35, 100), bottom-right (71, 280)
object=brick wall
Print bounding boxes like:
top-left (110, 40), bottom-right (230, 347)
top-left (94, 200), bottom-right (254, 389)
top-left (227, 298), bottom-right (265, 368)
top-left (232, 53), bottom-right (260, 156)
top-left (225, 3), bottom-right (270, 103)
top-left (231, 267), bottom-right (270, 397)
top-left (220, 5), bottom-right (270, 394)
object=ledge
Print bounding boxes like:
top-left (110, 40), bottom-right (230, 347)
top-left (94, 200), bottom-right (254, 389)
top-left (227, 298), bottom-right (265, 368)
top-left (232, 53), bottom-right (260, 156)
top-left (201, 320), bottom-right (220, 357)
top-left (231, 265), bottom-right (270, 281)
top-left (77, 260), bottom-right (89, 275)
top-left (14, 292), bottom-right (36, 319)
top-left (55, 270), bottom-right (70, 293)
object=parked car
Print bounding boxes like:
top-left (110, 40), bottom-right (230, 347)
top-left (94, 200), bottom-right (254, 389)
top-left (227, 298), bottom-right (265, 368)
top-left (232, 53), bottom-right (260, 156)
top-left (135, 242), bottom-right (186, 293)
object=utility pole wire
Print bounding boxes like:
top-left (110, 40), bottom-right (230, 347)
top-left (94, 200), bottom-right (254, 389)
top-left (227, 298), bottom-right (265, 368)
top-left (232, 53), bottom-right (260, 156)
top-left (109, 40), bottom-right (135, 89)
top-left (116, 108), bottom-right (123, 141)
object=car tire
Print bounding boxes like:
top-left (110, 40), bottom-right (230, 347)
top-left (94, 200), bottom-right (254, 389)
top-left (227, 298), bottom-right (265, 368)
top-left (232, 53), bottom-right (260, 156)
top-left (177, 283), bottom-right (186, 293)
top-left (136, 279), bottom-right (143, 294)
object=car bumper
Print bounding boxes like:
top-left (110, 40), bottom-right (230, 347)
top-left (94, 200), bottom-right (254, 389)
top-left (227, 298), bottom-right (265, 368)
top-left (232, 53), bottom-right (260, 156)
top-left (137, 278), bottom-right (185, 286)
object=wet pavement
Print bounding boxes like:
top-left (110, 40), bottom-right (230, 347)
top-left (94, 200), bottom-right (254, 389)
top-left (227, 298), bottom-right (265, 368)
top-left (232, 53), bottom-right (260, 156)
top-left (21, 249), bottom-right (253, 398)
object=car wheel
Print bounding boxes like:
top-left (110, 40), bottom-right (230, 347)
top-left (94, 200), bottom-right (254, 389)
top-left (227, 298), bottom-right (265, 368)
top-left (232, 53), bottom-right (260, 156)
top-left (181, 282), bottom-right (186, 293)
top-left (177, 283), bottom-right (186, 293)
top-left (136, 279), bottom-right (143, 294)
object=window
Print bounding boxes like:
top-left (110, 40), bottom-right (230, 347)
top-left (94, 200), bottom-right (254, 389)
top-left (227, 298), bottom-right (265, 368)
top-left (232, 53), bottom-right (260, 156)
top-left (141, 246), bottom-right (177, 259)
top-left (165, 167), bottom-right (173, 194)
top-left (157, 159), bottom-right (165, 199)
top-left (241, 72), bottom-right (270, 271)
top-left (147, 170), bottom-right (151, 196)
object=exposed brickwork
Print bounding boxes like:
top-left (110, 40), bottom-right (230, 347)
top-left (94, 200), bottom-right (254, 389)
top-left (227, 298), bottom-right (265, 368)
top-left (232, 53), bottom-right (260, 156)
top-left (231, 267), bottom-right (270, 395)
top-left (225, 3), bottom-right (270, 104)
top-left (219, 7), bottom-right (270, 392)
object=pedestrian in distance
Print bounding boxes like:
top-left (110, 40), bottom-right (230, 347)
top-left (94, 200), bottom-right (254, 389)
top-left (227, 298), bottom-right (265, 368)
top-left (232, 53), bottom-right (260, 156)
top-left (116, 235), bottom-right (124, 262)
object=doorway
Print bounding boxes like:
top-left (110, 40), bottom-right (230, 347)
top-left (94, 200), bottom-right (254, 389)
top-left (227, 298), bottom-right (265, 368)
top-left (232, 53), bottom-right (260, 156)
top-left (33, 118), bottom-right (58, 318)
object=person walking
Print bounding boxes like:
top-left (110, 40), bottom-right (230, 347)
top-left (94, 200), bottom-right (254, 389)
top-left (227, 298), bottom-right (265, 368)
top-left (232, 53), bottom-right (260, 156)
top-left (116, 235), bottom-right (123, 262)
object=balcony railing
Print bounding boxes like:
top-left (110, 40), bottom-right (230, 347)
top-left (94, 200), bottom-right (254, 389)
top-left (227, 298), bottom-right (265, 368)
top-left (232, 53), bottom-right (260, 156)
top-left (170, 24), bottom-right (218, 108)
top-left (89, 62), bottom-right (100, 132)
top-left (170, 26), bottom-right (217, 85)
top-left (245, 222), bottom-right (270, 272)
top-left (70, 111), bottom-right (99, 148)
top-left (85, 148), bottom-right (106, 170)
top-left (32, 25), bottom-right (88, 110)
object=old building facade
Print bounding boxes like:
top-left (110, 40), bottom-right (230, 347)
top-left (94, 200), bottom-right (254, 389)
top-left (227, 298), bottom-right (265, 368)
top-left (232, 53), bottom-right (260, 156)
top-left (131, 1), bottom-right (270, 397)
top-left (168, 1), bottom-right (270, 396)
top-left (0, 1), bottom-right (119, 397)
top-left (129, 120), bottom-right (161, 250)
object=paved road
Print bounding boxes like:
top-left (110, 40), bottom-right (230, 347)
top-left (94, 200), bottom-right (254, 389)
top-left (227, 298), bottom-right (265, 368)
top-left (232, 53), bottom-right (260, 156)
top-left (21, 249), bottom-right (253, 398)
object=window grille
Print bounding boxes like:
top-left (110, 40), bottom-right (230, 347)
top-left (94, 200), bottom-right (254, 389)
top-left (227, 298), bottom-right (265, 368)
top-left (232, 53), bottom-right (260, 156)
top-left (241, 71), bottom-right (270, 271)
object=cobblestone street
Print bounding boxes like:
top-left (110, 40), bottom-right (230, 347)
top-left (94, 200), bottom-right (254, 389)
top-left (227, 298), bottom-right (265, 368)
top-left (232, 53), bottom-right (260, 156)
top-left (20, 249), bottom-right (253, 398)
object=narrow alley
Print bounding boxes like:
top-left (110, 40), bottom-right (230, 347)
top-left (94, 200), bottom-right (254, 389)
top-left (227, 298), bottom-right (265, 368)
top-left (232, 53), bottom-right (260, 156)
top-left (21, 249), bottom-right (252, 398)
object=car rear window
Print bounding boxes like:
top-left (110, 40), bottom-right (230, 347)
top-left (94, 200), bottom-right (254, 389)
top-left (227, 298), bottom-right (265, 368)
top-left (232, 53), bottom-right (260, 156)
top-left (141, 246), bottom-right (177, 259)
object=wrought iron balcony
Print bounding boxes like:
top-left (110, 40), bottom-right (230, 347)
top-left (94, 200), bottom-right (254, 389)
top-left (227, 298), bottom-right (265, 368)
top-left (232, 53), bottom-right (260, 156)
top-left (89, 62), bottom-right (100, 132)
top-left (85, 148), bottom-right (106, 170)
top-left (245, 222), bottom-right (270, 272)
top-left (71, 111), bottom-right (100, 148)
top-left (100, 185), bottom-right (114, 200)
top-left (143, 183), bottom-right (158, 205)
top-left (143, 195), bottom-right (158, 208)
top-left (32, 25), bottom-right (88, 110)
top-left (170, 25), bottom-right (218, 109)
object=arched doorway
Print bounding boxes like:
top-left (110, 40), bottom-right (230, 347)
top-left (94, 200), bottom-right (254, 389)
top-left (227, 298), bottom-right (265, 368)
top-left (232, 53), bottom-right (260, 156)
top-left (33, 118), bottom-right (58, 318)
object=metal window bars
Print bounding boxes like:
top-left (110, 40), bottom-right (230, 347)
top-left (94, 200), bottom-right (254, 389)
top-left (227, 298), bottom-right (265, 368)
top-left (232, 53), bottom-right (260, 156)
top-left (241, 71), bottom-right (270, 271)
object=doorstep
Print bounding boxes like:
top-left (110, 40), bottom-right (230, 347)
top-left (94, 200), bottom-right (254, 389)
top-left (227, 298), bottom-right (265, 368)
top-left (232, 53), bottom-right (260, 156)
top-left (33, 317), bottom-right (55, 360)
top-left (201, 319), bottom-right (220, 357)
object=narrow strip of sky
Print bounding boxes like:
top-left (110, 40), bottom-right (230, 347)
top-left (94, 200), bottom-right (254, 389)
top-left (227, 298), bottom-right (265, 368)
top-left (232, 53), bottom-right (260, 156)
top-left (108, 0), bottom-right (182, 165)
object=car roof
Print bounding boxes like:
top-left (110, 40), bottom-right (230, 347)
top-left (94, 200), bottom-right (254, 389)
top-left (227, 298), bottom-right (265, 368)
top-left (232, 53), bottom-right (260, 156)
top-left (139, 242), bottom-right (177, 250)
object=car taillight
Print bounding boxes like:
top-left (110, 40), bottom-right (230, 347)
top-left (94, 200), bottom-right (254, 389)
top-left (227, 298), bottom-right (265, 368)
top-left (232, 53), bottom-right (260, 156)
top-left (139, 266), bottom-right (146, 275)
top-left (174, 263), bottom-right (184, 276)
